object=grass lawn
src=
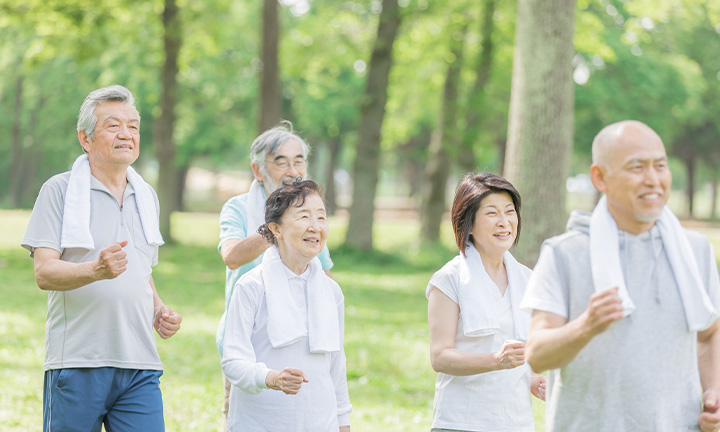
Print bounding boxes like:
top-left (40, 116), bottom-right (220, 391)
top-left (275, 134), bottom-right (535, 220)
top-left (2, 209), bottom-right (718, 431)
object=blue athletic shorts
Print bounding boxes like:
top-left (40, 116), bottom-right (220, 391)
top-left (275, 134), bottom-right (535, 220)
top-left (43, 367), bottom-right (164, 432)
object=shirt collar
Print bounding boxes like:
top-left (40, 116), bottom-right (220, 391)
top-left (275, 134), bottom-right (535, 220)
top-left (90, 175), bottom-right (135, 198)
top-left (282, 263), bottom-right (311, 281)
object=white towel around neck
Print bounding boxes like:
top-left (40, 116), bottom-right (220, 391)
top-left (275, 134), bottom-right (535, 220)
top-left (590, 195), bottom-right (717, 331)
top-left (246, 179), bottom-right (267, 238)
top-left (261, 245), bottom-right (340, 353)
top-left (61, 154), bottom-right (164, 250)
top-left (458, 243), bottom-right (532, 340)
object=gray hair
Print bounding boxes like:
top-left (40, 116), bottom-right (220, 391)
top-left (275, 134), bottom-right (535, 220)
top-left (250, 121), bottom-right (310, 174)
top-left (77, 85), bottom-right (140, 140)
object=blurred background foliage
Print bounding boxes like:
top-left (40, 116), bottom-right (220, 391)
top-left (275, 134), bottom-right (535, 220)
top-left (1, 0), bottom-right (719, 246)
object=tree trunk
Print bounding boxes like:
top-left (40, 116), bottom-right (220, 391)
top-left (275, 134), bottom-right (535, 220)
top-left (154, 0), bottom-right (182, 242)
top-left (420, 131), bottom-right (451, 241)
top-left (10, 74), bottom-right (24, 207)
top-left (19, 147), bottom-right (41, 206)
top-left (325, 136), bottom-right (341, 215)
top-left (684, 151), bottom-right (695, 218)
top-left (495, 137), bottom-right (507, 176)
top-left (344, 0), bottom-right (401, 250)
top-left (710, 175), bottom-right (718, 220)
top-left (16, 96), bottom-right (48, 207)
top-left (19, 146), bottom-right (41, 207)
top-left (458, 0), bottom-right (496, 174)
top-left (258, 0), bottom-right (280, 133)
top-left (307, 140), bottom-right (321, 181)
top-left (503, 0), bottom-right (576, 266)
top-left (403, 127), bottom-right (432, 198)
top-left (421, 20), bottom-right (468, 243)
top-left (176, 163), bottom-right (189, 212)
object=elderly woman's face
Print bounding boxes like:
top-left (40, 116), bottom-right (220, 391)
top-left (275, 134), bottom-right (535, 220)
top-left (274, 192), bottom-right (328, 259)
top-left (470, 192), bottom-right (517, 255)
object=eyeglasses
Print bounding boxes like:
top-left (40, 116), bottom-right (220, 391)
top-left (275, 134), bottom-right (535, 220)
top-left (266, 158), bottom-right (306, 170)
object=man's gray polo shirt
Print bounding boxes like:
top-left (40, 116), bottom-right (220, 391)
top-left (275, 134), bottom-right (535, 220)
top-left (22, 172), bottom-right (163, 371)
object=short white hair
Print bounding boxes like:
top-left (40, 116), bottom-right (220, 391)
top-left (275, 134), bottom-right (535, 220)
top-left (249, 121), bottom-right (310, 174)
top-left (77, 85), bottom-right (139, 140)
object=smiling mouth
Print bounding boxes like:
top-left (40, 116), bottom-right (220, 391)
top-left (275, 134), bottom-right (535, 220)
top-left (115, 145), bottom-right (133, 150)
top-left (494, 232), bottom-right (512, 240)
top-left (638, 193), bottom-right (661, 200)
top-left (303, 238), bottom-right (320, 244)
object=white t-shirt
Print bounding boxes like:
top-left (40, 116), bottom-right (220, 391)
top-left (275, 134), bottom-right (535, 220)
top-left (22, 172), bottom-right (162, 371)
top-left (427, 257), bottom-right (534, 432)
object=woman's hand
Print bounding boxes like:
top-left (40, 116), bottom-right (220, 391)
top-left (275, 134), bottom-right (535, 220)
top-left (266, 367), bottom-right (309, 395)
top-left (493, 340), bottom-right (525, 370)
top-left (531, 374), bottom-right (547, 401)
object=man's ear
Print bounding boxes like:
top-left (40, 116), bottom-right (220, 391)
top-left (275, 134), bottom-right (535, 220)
top-left (251, 163), bottom-right (265, 182)
top-left (78, 130), bottom-right (91, 152)
top-left (590, 164), bottom-right (607, 193)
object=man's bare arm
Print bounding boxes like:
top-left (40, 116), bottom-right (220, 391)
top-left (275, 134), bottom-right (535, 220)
top-left (220, 235), bottom-right (270, 270)
top-left (699, 319), bottom-right (720, 395)
top-left (150, 275), bottom-right (182, 339)
top-left (526, 288), bottom-right (623, 373)
top-left (698, 319), bottom-right (720, 432)
top-left (33, 242), bottom-right (129, 291)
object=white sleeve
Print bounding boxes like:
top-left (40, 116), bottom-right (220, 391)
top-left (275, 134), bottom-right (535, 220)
top-left (330, 296), bottom-right (352, 426)
top-left (520, 244), bottom-right (570, 319)
top-left (221, 280), bottom-right (271, 394)
top-left (426, 263), bottom-right (459, 304)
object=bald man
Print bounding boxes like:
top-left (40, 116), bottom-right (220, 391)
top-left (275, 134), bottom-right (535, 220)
top-left (521, 121), bottom-right (720, 431)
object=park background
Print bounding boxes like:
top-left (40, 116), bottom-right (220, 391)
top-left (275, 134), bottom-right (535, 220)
top-left (1, 0), bottom-right (720, 430)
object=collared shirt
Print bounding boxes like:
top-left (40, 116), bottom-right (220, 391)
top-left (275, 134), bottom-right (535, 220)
top-left (283, 264), bottom-right (311, 328)
top-left (22, 172), bottom-right (162, 371)
top-left (221, 261), bottom-right (351, 431)
top-left (216, 191), bottom-right (333, 355)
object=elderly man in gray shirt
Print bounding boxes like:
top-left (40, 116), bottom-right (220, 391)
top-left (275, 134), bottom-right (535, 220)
top-left (521, 120), bottom-right (720, 432)
top-left (22, 85), bottom-right (182, 432)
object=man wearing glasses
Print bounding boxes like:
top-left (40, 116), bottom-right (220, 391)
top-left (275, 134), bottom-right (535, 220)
top-left (216, 123), bottom-right (333, 426)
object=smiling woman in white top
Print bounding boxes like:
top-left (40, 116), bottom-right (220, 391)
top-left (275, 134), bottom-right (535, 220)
top-left (426, 173), bottom-right (545, 432)
top-left (221, 179), bottom-right (351, 432)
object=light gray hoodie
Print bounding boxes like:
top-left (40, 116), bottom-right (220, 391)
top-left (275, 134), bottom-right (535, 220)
top-left (522, 210), bottom-right (717, 432)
